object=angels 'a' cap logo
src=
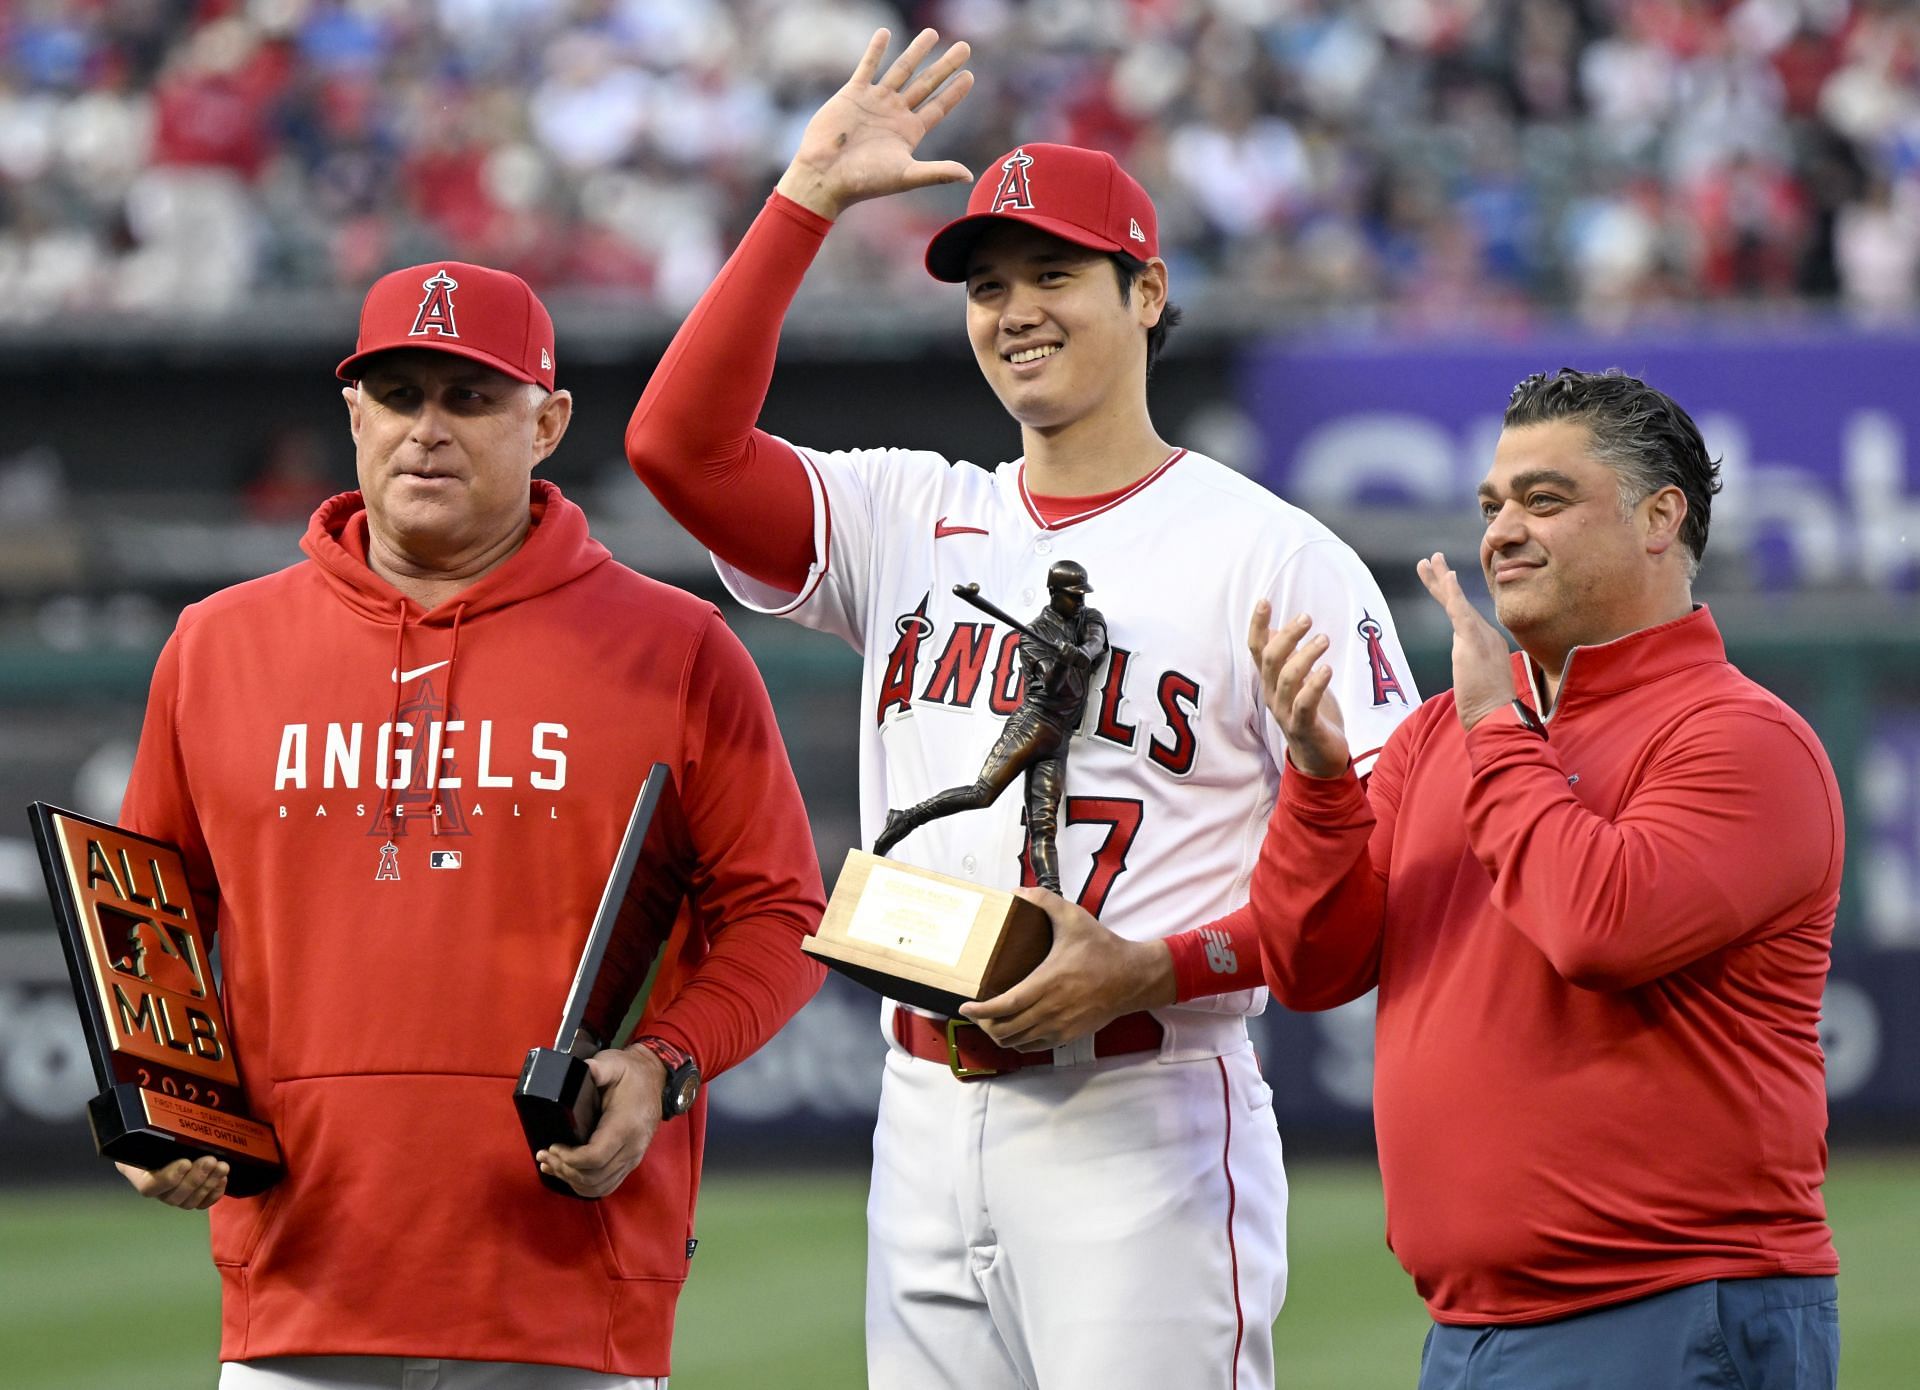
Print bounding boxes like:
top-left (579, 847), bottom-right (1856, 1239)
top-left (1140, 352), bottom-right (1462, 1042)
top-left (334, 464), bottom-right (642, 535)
top-left (410, 269), bottom-right (460, 338)
top-left (990, 149), bottom-right (1036, 213)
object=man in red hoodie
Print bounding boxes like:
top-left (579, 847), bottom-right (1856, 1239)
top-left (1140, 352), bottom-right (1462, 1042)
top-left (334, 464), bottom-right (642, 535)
top-left (1247, 368), bottom-right (1842, 1388)
top-left (115, 261), bottom-right (827, 1388)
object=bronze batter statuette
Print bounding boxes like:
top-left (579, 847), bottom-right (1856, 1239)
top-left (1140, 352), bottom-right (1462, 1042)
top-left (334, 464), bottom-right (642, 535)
top-left (873, 560), bottom-right (1108, 893)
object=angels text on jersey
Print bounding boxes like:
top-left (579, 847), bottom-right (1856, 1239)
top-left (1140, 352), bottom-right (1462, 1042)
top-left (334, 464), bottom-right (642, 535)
top-left (876, 591), bottom-right (1203, 779)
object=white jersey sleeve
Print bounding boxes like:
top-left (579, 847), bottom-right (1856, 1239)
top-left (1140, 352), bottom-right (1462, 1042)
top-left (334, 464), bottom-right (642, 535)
top-left (708, 438), bottom-right (964, 652)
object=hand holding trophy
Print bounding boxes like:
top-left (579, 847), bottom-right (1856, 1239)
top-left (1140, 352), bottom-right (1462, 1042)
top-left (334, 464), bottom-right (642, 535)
top-left (30, 804), bottom-right (283, 1197)
top-left (514, 764), bottom-right (694, 1198)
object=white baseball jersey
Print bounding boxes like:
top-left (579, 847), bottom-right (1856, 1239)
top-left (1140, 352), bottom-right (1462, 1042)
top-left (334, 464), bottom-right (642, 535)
top-left (716, 442), bottom-right (1414, 1390)
top-left (716, 445), bottom-right (1415, 996)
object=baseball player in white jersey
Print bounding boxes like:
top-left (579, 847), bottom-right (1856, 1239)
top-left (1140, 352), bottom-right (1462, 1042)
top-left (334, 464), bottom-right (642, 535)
top-left (624, 29), bottom-right (1417, 1388)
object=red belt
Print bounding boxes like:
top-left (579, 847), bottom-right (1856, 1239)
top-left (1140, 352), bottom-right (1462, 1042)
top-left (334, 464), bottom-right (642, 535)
top-left (892, 1008), bottom-right (1164, 1080)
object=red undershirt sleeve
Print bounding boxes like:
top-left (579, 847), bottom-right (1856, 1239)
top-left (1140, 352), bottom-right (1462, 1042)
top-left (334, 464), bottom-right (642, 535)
top-left (624, 192), bottom-right (833, 595)
top-left (1165, 915), bottom-right (1266, 1000)
top-left (639, 612), bottom-right (827, 1076)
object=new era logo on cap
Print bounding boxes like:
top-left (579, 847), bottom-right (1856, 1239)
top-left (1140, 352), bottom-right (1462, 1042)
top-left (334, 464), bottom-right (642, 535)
top-left (337, 261), bottom-right (557, 391)
top-left (925, 143), bottom-right (1160, 282)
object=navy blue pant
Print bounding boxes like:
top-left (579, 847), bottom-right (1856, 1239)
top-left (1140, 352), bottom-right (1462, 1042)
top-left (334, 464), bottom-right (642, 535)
top-left (1418, 1276), bottom-right (1838, 1390)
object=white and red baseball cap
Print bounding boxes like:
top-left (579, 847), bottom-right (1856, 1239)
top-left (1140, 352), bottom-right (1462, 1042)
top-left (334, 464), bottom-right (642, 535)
top-left (924, 143), bottom-right (1159, 283)
top-left (336, 261), bottom-right (557, 390)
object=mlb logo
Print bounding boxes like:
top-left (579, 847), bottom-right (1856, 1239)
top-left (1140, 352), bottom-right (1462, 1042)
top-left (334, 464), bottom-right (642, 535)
top-left (430, 851), bottom-right (463, 870)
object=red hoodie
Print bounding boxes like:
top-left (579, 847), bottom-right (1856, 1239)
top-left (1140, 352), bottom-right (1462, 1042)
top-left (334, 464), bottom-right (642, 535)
top-left (120, 481), bottom-right (825, 1375)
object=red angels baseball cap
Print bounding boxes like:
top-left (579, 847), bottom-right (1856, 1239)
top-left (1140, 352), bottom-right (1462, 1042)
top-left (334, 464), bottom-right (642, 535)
top-left (924, 143), bottom-right (1159, 283)
top-left (336, 261), bottom-right (557, 390)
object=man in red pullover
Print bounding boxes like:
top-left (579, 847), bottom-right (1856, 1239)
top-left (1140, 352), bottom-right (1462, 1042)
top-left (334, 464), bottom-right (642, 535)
top-left (115, 260), bottom-right (826, 1388)
top-left (1248, 368), bottom-right (1842, 1388)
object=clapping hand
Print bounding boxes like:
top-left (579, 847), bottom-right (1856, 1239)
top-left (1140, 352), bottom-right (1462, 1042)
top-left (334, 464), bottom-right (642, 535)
top-left (1248, 600), bottom-right (1350, 779)
top-left (1416, 553), bottom-right (1515, 731)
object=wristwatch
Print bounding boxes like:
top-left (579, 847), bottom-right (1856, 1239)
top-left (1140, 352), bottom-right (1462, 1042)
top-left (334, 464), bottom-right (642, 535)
top-left (634, 1036), bottom-right (701, 1119)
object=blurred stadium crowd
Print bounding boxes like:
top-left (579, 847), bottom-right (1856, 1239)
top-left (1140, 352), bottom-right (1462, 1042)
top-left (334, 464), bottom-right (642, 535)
top-left (3, 0), bottom-right (1920, 325)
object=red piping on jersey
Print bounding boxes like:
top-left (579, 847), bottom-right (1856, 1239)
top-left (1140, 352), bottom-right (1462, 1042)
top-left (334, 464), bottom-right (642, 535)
top-left (746, 447), bottom-right (833, 615)
top-left (1217, 1056), bottom-right (1246, 1385)
top-left (1018, 449), bottom-right (1188, 530)
top-left (792, 449), bottom-right (833, 610)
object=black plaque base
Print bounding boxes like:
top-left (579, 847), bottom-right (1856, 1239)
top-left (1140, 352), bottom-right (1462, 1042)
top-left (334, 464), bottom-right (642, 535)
top-left (513, 1047), bottom-right (599, 1198)
top-left (88, 1083), bottom-right (282, 1198)
top-left (815, 958), bottom-right (974, 1019)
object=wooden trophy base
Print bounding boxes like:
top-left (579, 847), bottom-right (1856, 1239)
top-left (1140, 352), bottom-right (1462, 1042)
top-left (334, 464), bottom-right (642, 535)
top-left (803, 850), bottom-right (1053, 1017)
top-left (89, 1083), bottom-right (282, 1197)
top-left (513, 1047), bottom-right (600, 1198)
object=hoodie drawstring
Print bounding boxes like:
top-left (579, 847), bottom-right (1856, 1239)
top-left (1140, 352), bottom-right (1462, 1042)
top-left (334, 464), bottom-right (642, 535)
top-left (432, 603), bottom-right (467, 838)
top-left (381, 600), bottom-right (409, 836)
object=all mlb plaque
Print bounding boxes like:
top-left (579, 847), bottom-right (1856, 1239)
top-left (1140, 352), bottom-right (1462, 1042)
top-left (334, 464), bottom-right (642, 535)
top-left (29, 803), bottom-right (283, 1195)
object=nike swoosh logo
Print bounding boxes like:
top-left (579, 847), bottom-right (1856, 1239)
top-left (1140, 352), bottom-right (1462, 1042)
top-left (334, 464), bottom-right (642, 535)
top-left (391, 660), bottom-right (451, 684)
top-left (935, 517), bottom-right (989, 539)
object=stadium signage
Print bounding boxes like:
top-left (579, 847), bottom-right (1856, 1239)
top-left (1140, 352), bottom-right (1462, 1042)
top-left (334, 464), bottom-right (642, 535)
top-left (1241, 328), bottom-right (1920, 591)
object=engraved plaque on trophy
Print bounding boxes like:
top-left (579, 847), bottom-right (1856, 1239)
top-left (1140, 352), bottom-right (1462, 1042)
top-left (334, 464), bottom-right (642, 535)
top-left (514, 763), bottom-right (685, 1197)
top-left (805, 571), bottom-right (1104, 1014)
top-left (29, 804), bottom-right (283, 1196)
top-left (803, 850), bottom-right (1053, 1017)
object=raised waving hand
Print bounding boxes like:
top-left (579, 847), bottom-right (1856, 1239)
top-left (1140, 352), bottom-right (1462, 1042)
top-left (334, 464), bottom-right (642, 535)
top-left (775, 28), bottom-right (974, 221)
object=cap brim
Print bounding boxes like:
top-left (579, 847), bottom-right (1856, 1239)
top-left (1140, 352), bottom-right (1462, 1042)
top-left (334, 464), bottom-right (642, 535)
top-left (925, 210), bottom-right (1129, 282)
top-left (336, 337), bottom-right (542, 387)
